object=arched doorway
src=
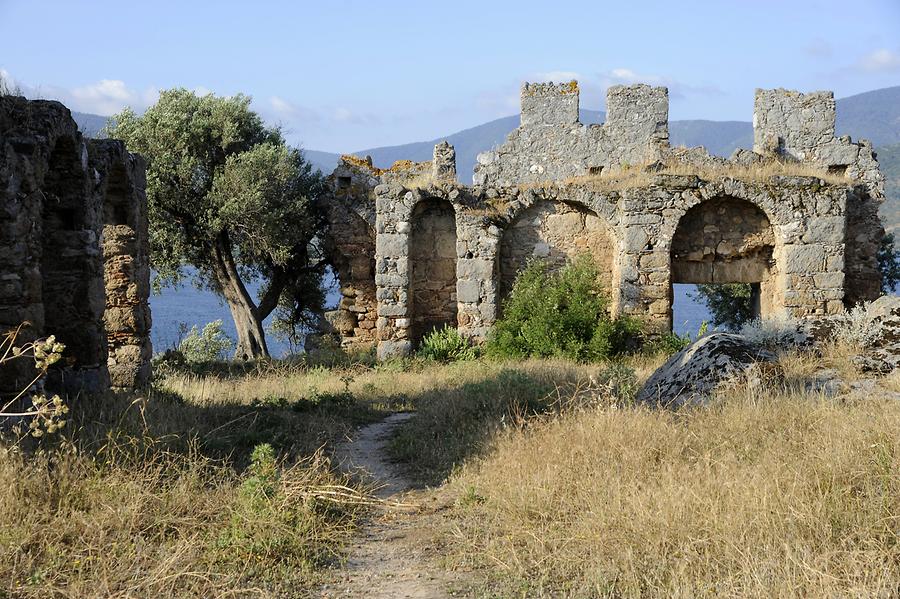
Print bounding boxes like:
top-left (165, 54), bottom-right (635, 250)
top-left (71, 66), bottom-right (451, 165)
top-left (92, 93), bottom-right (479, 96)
top-left (498, 201), bottom-right (616, 304)
top-left (670, 196), bottom-right (777, 329)
top-left (409, 198), bottom-right (457, 344)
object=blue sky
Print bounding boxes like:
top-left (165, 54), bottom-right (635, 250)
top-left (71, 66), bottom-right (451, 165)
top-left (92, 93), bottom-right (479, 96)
top-left (1, 0), bottom-right (899, 152)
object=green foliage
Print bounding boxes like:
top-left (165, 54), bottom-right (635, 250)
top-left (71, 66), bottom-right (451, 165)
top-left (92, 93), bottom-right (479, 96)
top-left (690, 283), bottom-right (754, 331)
top-left (240, 443), bottom-right (279, 501)
top-left (486, 257), bottom-right (640, 361)
top-left (107, 89), bottom-right (327, 356)
top-left (878, 233), bottom-right (900, 293)
top-left (177, 320), bottom-right (235, 363)
top-left (646, 331), bottom-right (693, 356)
top-left (417, 325), bottom-right (478, 362)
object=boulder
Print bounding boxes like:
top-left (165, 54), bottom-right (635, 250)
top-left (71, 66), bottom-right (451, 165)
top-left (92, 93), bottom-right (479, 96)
top-left (636, 332), bottom-right (779, 408)
top-left (855, 295), bottom-right (900, 373)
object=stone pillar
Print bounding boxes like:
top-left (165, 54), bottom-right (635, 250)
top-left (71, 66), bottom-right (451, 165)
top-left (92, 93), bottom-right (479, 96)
top-left (374, 184), bottom-right (413, 360)
top-left (90, 140), bottom-right (152, 389)
top-left (432, 141), bottom-right (457, 183)
top-left (455, 210), bottom-right (500, 341)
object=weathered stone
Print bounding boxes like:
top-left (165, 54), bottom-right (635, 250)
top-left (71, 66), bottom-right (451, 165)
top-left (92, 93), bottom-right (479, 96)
top-left (636, 333), bottom-right (781, 407)
top-left (317, 79), bottom-right (887, 360)
top-left (0, 96), bottom-right (151, 393)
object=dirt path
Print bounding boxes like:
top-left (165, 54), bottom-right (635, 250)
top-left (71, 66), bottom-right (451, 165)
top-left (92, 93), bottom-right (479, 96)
top-left (317, 413), bottom-right (463, 598)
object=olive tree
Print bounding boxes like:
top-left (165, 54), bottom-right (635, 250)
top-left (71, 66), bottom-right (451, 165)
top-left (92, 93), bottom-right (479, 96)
top-left (110, 89), bottom-right (326, 359)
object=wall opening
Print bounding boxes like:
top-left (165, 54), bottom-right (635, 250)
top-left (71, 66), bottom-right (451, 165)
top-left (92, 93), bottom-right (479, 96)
top-left (498, 200), bottom-right (615, 305)
top-left (669, 196), bottom-right (776, 331)
top-left (41, 136), bottom-right (101, 368)
top-left (409, 198), bottom-right (457, 345)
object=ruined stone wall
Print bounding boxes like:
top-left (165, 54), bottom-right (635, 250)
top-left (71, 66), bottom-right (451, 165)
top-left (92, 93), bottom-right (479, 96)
top-left (473, 82), bottom-right (669, 186)
top-left (322, 80), bottom-right (889, 360)
top-left (753, 88), bottom-right (885, 304)
top-left (498, 201), bottom-right (616, 302)
top-left (90, 140), bottom-right (152, 389)
top-left (0, 96), bottom-right (150, 393)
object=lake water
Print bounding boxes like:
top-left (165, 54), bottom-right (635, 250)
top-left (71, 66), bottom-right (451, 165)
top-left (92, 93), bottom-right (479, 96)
top-left (149, 276), bottom-right (713, 357)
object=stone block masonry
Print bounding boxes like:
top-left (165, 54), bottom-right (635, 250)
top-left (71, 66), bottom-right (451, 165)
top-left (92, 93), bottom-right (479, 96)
top-left (0, 96), bottom-right (151, 393)
top-left (323, 78), bottom-right (889, 360)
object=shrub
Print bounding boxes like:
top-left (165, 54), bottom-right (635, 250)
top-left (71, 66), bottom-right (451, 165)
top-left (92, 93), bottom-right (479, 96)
top-left (417, 325), bottom-right (478, 362)
top-left (486, 257), bottom-right (641, 362)
top-left (833, 301), bottom-right (882, 349)
top-left (178, 320), bottom-right (235, 363)
top-left (738, 313), bottom-right (806, 351)
top-left (878, 233), bottom-right (900, 293)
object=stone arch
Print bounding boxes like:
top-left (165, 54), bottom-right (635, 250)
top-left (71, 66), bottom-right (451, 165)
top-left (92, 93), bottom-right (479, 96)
top-left (669, 195), bottom-right (780, 326)
top-left (41, 135), bottom-right (105, 371)
top-left (409, 197), bottom-right (457, 344)
top-left (498, 199), bottom-right (617, 303)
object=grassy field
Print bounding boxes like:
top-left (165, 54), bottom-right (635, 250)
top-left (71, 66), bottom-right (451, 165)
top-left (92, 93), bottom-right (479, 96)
top-left (3, 346), bottom-right (900, 597)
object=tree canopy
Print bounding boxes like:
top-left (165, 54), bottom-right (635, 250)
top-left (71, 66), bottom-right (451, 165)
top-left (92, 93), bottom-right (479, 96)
top-left (110, 89), bottom-right (326, 359)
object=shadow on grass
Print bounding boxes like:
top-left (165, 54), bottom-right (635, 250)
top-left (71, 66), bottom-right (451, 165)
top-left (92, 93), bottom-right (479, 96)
top-left (51, 381), bottom-right (387, 472)
top-left (385, 365), bottom-right (599, 486)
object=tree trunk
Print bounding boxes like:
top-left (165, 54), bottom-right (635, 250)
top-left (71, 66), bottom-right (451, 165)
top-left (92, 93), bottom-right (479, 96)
top-left (212, 234), bottom-right (271, 360)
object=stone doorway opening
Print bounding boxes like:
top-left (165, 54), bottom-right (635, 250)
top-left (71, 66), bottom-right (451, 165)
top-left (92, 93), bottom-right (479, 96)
top-left (669, 197), bottom-right (777, 331)
top-left (409, 198), bottom-right (458, 345)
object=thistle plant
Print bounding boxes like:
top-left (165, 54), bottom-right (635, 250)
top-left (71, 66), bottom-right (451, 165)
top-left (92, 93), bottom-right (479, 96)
top-left (0, 323), bottom-right (69, 437)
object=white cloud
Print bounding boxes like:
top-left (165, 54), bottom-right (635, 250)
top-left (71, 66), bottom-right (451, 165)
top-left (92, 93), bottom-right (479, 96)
top-left (69, 79), bottom-right (158, 115)
top-left (859, 48), bottom-right (900, 72)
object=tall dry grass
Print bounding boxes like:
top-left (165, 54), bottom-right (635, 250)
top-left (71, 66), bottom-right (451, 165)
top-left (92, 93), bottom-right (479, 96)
top-left (447, 379), bottom-right (900, 597)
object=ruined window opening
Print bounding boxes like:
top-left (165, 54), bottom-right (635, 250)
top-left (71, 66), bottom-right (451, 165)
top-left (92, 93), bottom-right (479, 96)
top-left (669, 196), bottom-right (776, 332)
top-left (337, 176), bottom-right (352, 190)
top-left (827, 164), bottom-right (848, 177)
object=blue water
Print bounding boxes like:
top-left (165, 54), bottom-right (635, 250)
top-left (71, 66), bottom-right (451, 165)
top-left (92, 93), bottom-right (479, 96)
top-left (149, 275), bottom-right (712, 357)
top-left (149, 269), bottom-right (341, 357)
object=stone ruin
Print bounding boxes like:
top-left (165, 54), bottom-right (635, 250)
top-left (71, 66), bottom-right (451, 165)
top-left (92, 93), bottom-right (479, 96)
top-left (0, 96), bottom-right (151, 394)
top-left (321, 81), bottom-right (886, 360)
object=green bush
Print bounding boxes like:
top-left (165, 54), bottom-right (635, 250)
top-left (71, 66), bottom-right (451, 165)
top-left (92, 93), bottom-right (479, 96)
top-left (486, 257), bottom-right (641, 361)
top-left (417, 325), bottom-right (478, 362)
top-left (178, 320), bottom-right (235, 363)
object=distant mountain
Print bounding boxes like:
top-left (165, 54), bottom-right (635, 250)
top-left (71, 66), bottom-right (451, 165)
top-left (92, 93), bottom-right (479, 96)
top-left (70, 86), bottom-right (900, 230)
top-left (72, 111), bottom-right (110, 138)
top-left (835, 86), bottom-right (900, 147)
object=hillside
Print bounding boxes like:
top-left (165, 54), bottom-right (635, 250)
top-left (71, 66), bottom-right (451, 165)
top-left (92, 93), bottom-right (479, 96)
top-left (305, 86), bottom-right (900, 181)
top-left (877, 143), bottom-right (900, 233)
top-left (72, 86), bottom-right (900, 230)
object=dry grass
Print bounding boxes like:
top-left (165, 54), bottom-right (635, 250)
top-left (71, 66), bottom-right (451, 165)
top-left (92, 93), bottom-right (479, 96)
top-left (445, 375), bottom-right (900, 597)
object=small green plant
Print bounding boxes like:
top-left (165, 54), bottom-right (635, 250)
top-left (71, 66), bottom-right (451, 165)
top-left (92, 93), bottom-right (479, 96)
top-left (240, 443), bottom-right (279, 501)
top-left (177, 320), bottom-right (235, 363)
top-left (486, 257), bottom-right (640, 361)
top-left (417, 325), bottom-right (478, 362)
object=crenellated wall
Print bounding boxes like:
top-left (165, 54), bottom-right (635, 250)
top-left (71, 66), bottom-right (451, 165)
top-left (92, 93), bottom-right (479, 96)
top-left (322, 79), bottom-right (888, 360)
